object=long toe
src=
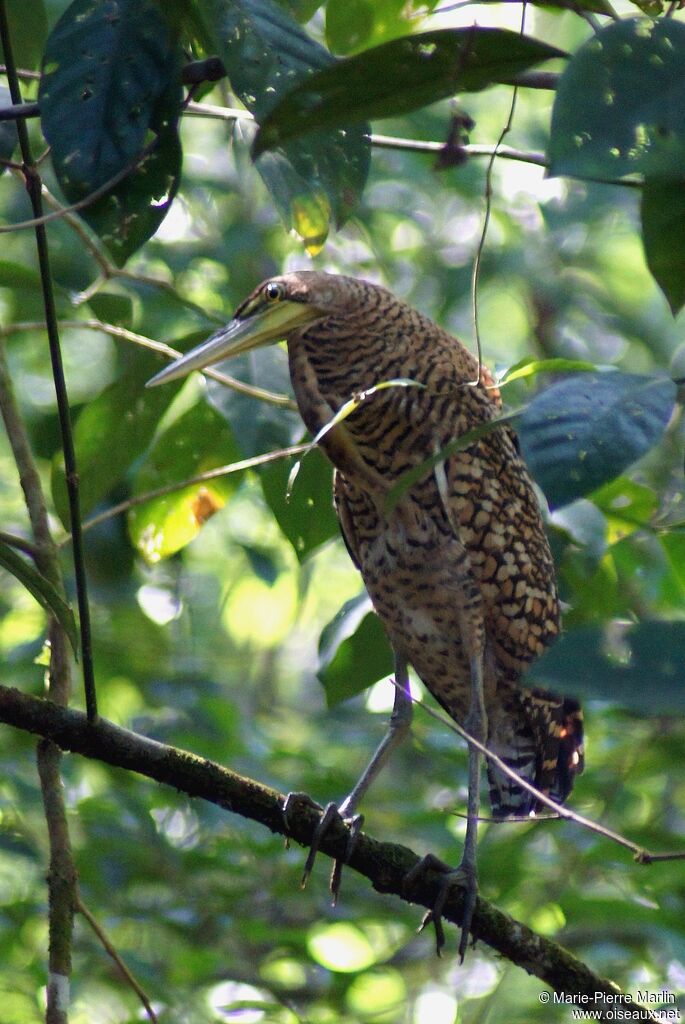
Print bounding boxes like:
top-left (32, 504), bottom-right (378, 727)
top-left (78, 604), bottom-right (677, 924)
top-left (403, 853), bottom-right (478, 959)
top-left (285, 797), bottom-right (363, 900)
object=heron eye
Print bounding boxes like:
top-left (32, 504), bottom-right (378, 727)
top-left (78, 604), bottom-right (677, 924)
top-left (265, 282), bottom-right (284, 302)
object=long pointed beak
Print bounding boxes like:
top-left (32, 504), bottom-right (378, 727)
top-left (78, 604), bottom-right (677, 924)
top-left (146, 301), bottom-right (316, 388)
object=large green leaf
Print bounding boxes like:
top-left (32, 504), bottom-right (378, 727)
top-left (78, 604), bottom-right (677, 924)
top-left (0, 541), bottom-right (78, 655)
top-left (548, 18), bottom-right (685, 182)
top-left (39, 0), bottom-right (183, 263)
top-left (318, 599), bottom-right (393, 707)
top-left (641, 176), bottom-right (685, 316)
top-left (129, 401), bottom-right (242, 564)
top-left (260, 445), bottom-right (339, 561)
top-left (51, 350), bottom-right (184, 526)
top-left (253, 28), bottom-right (566, 154)
top-left (518, 372), bottom-right (677, 509)
top-left (529, 621), bottom-right (685, 711)
top-left (199, 0), bottom-right (370, 240)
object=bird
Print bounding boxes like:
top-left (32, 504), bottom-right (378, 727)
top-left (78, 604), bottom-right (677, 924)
top-left (147, 271), bottom-right (584, 957)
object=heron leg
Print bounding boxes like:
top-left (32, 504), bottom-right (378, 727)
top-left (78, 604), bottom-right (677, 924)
top-left (404, 651), bottom-right (486, 961)
top-left (456, 650), bottom-right (486, 960)
top-left (284, 651), bottom-right (412, 900)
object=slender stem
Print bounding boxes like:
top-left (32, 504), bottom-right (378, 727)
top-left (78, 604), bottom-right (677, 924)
top-left (0, 13), bottom-right (82, 1023)
top-left (0, 318), bottom-right (297, 409)
top-left (73, 443), bottom-right (309, 538)
top-left (471, 8), bottom-right (526, 375)
top-left (0, 530), bottom-right (41, 558)
top-left (0, 4), bottom-right (96, 719)
top-left (77, 896), bottom-right (159, 1024)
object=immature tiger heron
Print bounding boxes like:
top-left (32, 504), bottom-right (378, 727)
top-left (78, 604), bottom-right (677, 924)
top-left (148, 272), bottom-right (584, 957)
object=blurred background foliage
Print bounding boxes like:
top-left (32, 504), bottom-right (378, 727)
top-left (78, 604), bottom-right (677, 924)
top-left (1, 0), bottom-right (685, 1022)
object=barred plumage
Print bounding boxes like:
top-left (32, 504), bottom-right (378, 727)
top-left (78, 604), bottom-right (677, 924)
top-left (150, 270), bottom-right (584, 816)
top-left (279, 272), bottom-right (584, 815)
top-left (148, 269), bottom-right (586, 955)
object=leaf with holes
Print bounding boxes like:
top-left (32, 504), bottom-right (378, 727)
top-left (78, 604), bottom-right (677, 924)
top-left (39, 0), bottom-right (183, 263)
top-left (548, 18), bottom-right (685, 183)
top-left (199, 0), bottom-right (370, 239)
top-left (518, 372), bottom-right (677, 509)
top-left (253, 28), bottom-right (565, 154)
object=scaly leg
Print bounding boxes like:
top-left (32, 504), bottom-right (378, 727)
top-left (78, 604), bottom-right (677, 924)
top-left (284, 652), bottom-right (412, 900)
top-left (404, 650), bottom-right (486, 961)
top-left (456, 651), bottom-right (486, 960)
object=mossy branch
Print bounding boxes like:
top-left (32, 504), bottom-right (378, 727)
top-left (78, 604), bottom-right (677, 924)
top-left (0, 683), bottom-right (660, 1023)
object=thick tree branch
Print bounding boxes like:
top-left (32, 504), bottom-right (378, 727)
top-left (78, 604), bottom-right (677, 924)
top-left (0, 684), bottom-right (659, 1023)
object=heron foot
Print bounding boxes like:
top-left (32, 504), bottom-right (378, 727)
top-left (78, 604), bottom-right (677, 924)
top-left (404, 852), bottom-right (478, 961)
top-left (282, 793), bottom-right (363, 901)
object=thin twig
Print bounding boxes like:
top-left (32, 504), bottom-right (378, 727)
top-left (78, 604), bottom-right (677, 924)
top-left (0, 10), bottom-right (97, 721)
top-left (0, 131), bottom-right (162, 235)
top-left (371, 133), bottom-right (547, 165)
top-left (73, 443), bottom-right (309, 538)
top-left (0, 318), bottom-right (297, 408)
top-left (470, 8), bottom-right (527, 379)
top-left (0, 63), bottom-right (40, 80)
top-left (77, 896), bottom-right (159, 1024)
top-left (396, 677), bottom-right (685, 864)
top-left (36, 182), bottom-right (225, 323)
top-left (0, 12), bottom-right (83, 1022)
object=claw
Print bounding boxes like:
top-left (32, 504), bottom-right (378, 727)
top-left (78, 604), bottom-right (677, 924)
top-left (282, 794), bottom-right (363, 898)
top-left (282, 791), bottom-right (322, 860)
top-left (404, 852), bottom-right (478, 960)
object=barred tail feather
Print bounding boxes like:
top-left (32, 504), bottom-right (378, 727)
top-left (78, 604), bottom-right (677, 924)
top-left (487, 689), bottom-right (584, 818)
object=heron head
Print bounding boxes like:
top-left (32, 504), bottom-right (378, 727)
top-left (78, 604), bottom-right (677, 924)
top-left (146, 272), bottom-right (337, 389)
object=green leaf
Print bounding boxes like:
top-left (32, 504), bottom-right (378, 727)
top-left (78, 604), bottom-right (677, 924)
top-left (318, 601), bottom-right (393, 707)
top-left (129, 401), bottom-right (242, 564)
top-left (591, 477), bottom-right (657, 539)
top-left (530, 621), bottom-right (685, 711)
top-left (199, 0), bottom-right (370, 236)
top-left (39, 0), bottom-right (183, 263)
top-left (82, 111), bottom-right (182, 267)
top-left (260, 445), bottom-right (339, 561)
top-left (518, 372), bottom-right (677, 509)
top-left (51, 349), bottom-right (184, 526)
top-left (85, 291), bottom-right (134, 329)
top-left (0, 542), bottom-right (78, 655)
top-left (206, 348), bottom-right (302, 459)
top-left (0, 0), bottom-right (48, 70)
top-left (254, 28), bottom-right (566, 154)
top-left (641, 176), bottom-right (685, 316)
top-left (548, 18), bottom-right (685, 183)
